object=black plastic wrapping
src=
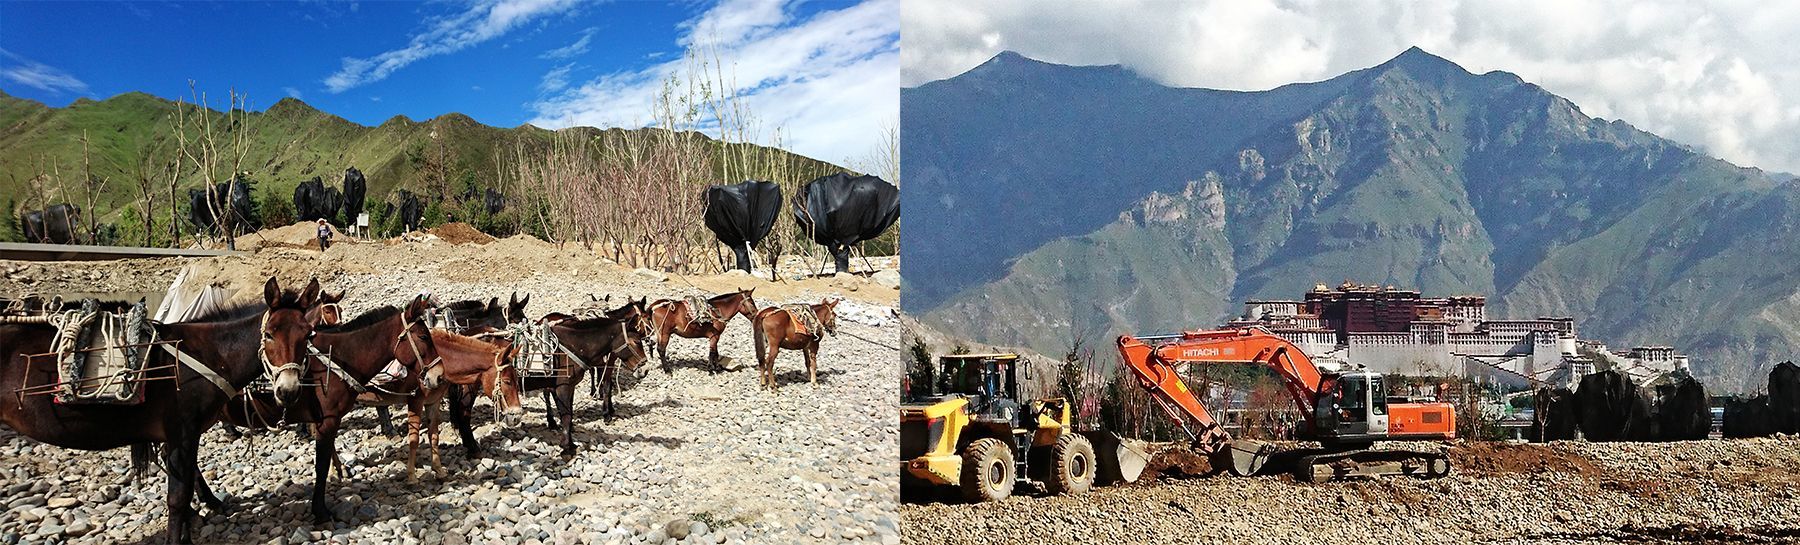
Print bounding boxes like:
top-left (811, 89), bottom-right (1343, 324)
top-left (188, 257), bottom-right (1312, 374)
top-left (704, 180), bottom-right (783, 271)
top-left (793, 173), bottom-right (899, 273)
top-left (342, 167), bottom-right (368, 226)
top-left (293, 176), bottom-right (344, 224)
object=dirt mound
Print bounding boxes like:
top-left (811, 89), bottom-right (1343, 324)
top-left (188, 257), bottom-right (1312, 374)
top-left (236, 221), bottom-right (343, 250)
top-left (1139, 445), bottom-right (1213, 482)
top-left (428, 222), bottom-right (496, 244)
top-left (1449, 442), bottom-right (1601, 476)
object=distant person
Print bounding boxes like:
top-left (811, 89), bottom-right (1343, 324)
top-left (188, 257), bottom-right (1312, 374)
top-left (316, 218), bottom-right (332, 251)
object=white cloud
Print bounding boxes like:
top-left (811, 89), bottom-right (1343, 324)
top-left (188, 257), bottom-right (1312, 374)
top-left (541, 27), bottom-right (597, 60)
top-left (539, 63), bottom-right (575, 93)
top-left (283, 86), bottom-right (303, 99)
top-left (0, 49), bottom-right (90, 95)
top-left (902, 0), bottom-right (1800, 174)
top-left (324, 0), bottom-right (580, 93)
top-left (529, 0), bottom-right (899, 165)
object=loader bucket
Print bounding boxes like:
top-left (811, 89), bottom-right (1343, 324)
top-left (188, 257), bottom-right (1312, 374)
top-left (1082, 430), bottom-right (1148, 485)
top-left (1220, 439), bottom-right (1275, 477)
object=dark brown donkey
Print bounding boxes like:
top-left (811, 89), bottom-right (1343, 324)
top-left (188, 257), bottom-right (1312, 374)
top-left (517, 312), bottom-right (647, 457)
top-left (537, 298), bottom-right (651, 425)
top-left (0, 277), bottom-right (322, 544)
top-left (403, 329), bottom-right (525, 482)
top-left (647, 288), bottom-right (757, 373)
top-left (751, 298), bottom-right (841, 390)
top-left (284, 295), bottom-right (441, 522)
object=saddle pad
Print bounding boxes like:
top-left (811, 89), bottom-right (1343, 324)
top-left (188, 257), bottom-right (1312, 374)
top-left (51, 300), bottom-right (153, 405)
top-left (510, 323), bottom-right (563, 376)
top-left (781, 304), bottom-right (823, 337)
top-left (685, 296), bottom-right (724, 324)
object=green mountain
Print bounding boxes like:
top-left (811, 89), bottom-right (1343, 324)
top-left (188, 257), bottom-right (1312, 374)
top-left (0, 89), bottom-right (843, 231)
top-left (905, 48), bottom-right (1800, 392)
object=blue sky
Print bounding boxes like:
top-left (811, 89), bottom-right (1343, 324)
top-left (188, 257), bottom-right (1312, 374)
top-left (0, 0), bottom-right (898, 164)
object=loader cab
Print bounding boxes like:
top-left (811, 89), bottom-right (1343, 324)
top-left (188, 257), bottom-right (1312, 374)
top-left (1315, 372), bottom-right (1390, 443)
top-left (933, 354), bottom-right (1026, 425)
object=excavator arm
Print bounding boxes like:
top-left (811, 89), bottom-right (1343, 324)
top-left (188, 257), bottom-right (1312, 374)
top-left (1115, 328), bottom-right (1332, 453)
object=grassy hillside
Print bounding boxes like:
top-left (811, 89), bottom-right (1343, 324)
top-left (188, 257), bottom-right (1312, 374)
top-left (0, 90), bottom-right (852, 248)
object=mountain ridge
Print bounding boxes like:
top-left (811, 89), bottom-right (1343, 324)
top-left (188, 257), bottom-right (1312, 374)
top-left (0, 89), bottom-right (845, 229)
top-left (904, 48), bottom-right (1800, 391)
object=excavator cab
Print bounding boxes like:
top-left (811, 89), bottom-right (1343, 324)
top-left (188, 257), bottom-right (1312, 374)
top-left (1313, 372), bottom-right (1390, 445)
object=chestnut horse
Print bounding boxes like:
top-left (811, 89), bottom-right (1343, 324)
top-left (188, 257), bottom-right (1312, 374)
top-left (751, 299), bottom-right (840, 390)
top-left (288, 295), bottom-right (441, 522)
top-left (519, 312), bottom-right (648, 457)
top-left (402, 329), bottom-right (524, 482)
top-left (0, 277), bottom-right (322, 544)
top-left (438, 293), bottom-right (529, 455)
top-left (647, 288), bottom-right (757, 373)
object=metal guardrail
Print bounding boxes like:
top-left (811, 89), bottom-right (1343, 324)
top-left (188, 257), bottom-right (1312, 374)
top-left (0, 242), bottom-right (244, 262)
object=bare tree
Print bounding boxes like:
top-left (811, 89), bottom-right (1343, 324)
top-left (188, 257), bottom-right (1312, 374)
top-left (171, 82), bottom-right (257, 248)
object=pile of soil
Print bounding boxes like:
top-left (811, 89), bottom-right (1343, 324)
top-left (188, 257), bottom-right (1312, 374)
top-left (428, 222), bottom-right (496, 244)
top-left (235, 221), bottom-right (344, 251)
top-left (1448, 442), bottom-right (1601, 476)
top-left (1139, 445), bottom-right (1213, 482)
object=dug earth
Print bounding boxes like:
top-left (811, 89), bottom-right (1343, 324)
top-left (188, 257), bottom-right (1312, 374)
top-left (0, 228), bottom-right (900, 544)
top-left (902, 439), bottom-right (1800, 544)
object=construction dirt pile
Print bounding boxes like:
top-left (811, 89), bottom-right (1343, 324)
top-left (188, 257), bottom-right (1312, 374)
top-left (902, 438), bottom-right (1800, 544)
top-left (426, 222), bottom-right (497, 244)
top-left (0, 225), bottom-right (902, 544)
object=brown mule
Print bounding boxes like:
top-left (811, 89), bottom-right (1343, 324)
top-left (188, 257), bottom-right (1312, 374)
top-left (647, 288), bottom-right (757, 373)
top-left (403, 329), bottom-right (525, 482)
top-left (290, 295), bottom-right (441, 522)
top-left (520, 312), bottom-right (648, 457)
top-left (751, 298), bottom-right (840, 390)
top-left (0, 277), bottom-right (324, 544)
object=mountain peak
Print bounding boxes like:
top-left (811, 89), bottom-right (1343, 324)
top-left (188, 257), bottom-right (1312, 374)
top-left (1374, 46), bottom-right (1467, 75)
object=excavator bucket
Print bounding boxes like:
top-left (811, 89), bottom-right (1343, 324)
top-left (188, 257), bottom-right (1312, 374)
top-left (1221, 439), bottom-right (1276, 477)
top-left (1082, 430), bottom-right (1149, 485)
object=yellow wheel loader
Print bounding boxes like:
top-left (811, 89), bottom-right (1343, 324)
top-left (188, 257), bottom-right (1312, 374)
top-left (900, 354), bottom-right (1146, 503)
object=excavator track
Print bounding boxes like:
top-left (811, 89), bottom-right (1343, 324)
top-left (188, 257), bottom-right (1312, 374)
top-left (1294, 448), bottom-right (1451, 483)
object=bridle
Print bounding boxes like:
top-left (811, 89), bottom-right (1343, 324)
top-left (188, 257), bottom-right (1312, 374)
top-left (258, 309), bottom-right (308, 381)
top-left (392, 311), bottom-right (442, 379)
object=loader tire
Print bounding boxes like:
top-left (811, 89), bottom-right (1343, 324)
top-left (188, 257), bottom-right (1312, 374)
top-left (1045, 433), bottom-right (1096, 495)
top-left (959, 438), bottom-right (1014, 503)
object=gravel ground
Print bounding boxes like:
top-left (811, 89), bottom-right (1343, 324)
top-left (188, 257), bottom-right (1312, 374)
top-left (0, 233), bottom-right (900, 545)
top-left (901, 438), bottom-right (1800, 544)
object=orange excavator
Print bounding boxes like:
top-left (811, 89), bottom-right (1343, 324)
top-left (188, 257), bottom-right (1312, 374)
top-left (1116, 327), bottom-right (1457, 482)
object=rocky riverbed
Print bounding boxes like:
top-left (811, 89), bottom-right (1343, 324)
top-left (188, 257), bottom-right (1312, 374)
top-left (0, 231), bottom-right (901, 544)
top-left (901, 438), bottom-right (1800, 544)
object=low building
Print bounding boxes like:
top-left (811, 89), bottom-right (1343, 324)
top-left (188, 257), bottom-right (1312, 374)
top-left (1226, 282), bottom-right (1686, 390)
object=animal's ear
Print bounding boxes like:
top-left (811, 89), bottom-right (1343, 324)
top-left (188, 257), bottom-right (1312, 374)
top-left (263, 277), bottom-right (281, 306)
top-left (300, 278), bottom-right (323, 308)
top-left (487, 297), bottom-right (500, 312)
top-left (327, 291), bottom-right (345, 304)
top-left (520, 295), bottom-right (530, 307)
top-left (511, 292), bottom-right (519, 305)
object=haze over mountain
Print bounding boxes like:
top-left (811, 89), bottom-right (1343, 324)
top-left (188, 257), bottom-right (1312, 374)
top-left (902, 47), bottom-right (1800, 391)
